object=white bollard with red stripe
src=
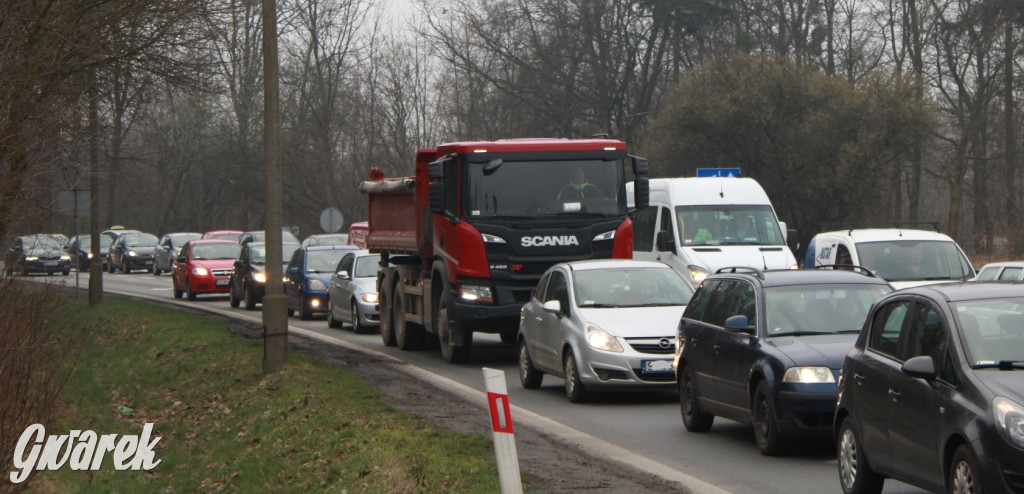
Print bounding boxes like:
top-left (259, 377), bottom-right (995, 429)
top-left (482, 367), bottom-right (523, 494)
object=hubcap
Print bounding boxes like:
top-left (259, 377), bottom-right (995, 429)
top-left (519, 344), bottom-right (530, 380)
top-left (838, 429), bottom-right (858, 489)
top-left (683, 377), bottom-right (695, 416)
top-left (952, 460), bottom-right (974, 494)
top-left (757, 397), bottom-right (770, 438)
top-left (565, 358), bottom-right (576, 394)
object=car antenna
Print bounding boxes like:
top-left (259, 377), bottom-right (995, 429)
top-left (719, 174), bottom-right (725, 198)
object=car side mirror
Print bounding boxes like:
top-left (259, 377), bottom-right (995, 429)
top-left (724, 315), bottom-right (755, 335)
top-left (336, 271), bottom-right (350, 280)
top-left (234, 260), bottom-right (244, 268)
top-left (901, 355), bottom-right (936, 381)
top-left (288, 267), bottom-right (299, 276)
top-left (541, 300), bottom-right (561, 315)
top-left (656, 231), bottom-right (675, 252)
top-left (176, 256), bottom-right (187, 263)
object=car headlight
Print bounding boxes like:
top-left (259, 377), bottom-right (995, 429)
top-left (128, 251), bottom-right (137, 257)
top-left (783, 366), bottom-right (836, 383)
top-left (253, 272), bottom-right (267, 283)
top-left (688, 265), bottom-right (710, 284)
top-left (459, 284), bottom-right (493, 303)
top-left (87, 252), bottom-right (93, 259)
top-left (585, 324), bottom-right (623, 353)
top-left (191, 267), bottom-right (209, 276)
top-left (994, 396), bottom-right (1024, 449)
top-left (592, 230), bottom-right (616, 242)
top-left (308, 279), bottom-right (327, 291)
top-left (60, 255), bottom-right (70, 261)
top-left (481, 233), bottom-right (506, 244)
top-left (789, 264), bottom-right (799, 270)
top-left (25, 256), bottom-right (38, 261)
top-left (360, 293), bottom-right (379, 304)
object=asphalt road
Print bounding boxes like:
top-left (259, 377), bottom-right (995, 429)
top-left (50, 270), bottom-right (927, 494)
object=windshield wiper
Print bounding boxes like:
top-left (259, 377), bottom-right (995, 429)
top-left (718, 240), bottom-right (762, 246)
top-left (579, 303), bottom-right (621, 308)
top-left (770, 331), bottom-right (825, 337)
top-left (974, 361), bottom-right (1024, 370)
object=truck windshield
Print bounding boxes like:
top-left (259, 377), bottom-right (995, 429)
top-left (675, 205), bottom-right (785, 246)
top-left (466, 159), bottom-right (625, 218)
top-left (857, 240), bottom-right (974, 282)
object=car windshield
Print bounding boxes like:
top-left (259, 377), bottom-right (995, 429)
top-left (27, 236), bottom-right (64, 249)
top-left (250, 244), bottom-right (298, 264)
top-left (675, 205), bottom-right (786, 247)
top-left (354, 255), bottom-right (382, 278)
top-left (249, 231), bottom-right (300, 244)
top-left (192, 243), bottom-right (240, 260)
top-left (572, 267), bottom-right (693, 308)
top-left (172, 233), bottom-right (201, 244)
top-left (306, 250), bottom-right (348, 273)
top-left (857, 240), bottom-right (973, 282)
top-left (124, 234), bottom-right (158, 248)
top-left (211, 232), bottom-right (242, 241)
top-left (765, 284), bottom-right (891, 336)
top-left (308, 235), bottom-right (348, 246)
top-left (954, 297), bottom-right (1024, 367)
top-left (466, 159), bottom-right (626, 218)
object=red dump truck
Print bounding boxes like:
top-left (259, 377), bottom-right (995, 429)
top-left (361, 138), bottom-right (649, 363)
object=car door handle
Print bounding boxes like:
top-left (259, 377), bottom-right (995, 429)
top-left (888, 388), bottom-right (902, 401)
top-left (713, 343), bottom-right (722, 353)
top-left (853, 372), bottom-right (866, 385)
top-left (535, 317), bottom-right (542, 323)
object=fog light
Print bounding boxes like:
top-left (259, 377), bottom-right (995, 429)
top-left (310, 298), bottom-right (321, 308)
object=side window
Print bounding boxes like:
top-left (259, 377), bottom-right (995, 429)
top-left (660, 207), bottom-right (674, 246)
top-left (999, 267), bottom-right (1022, 281)
top-left (703, 280), bottom-right (755, 327)
top-left (869, 300), bottom-right (910, 357)
top-left (899, 303), bottom-right (949, 366)
top-left (338, 254), bottom-right (353, 275)
top-left (289, 250), bottom-right (303, 271)
top-left (976, 267), bottom-right (999, 281)
top-left (445, 159), bottom-right (459, 215)
top-left (534, 273), bottom-right (550, 300)
top-left (544, 271), bottom-right (569, 313)
top-left (683, 280), bottom-right (720, 321)
top-left (630, 206), bottom-right (657, 252)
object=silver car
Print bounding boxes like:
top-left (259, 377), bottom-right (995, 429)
top-left (153, 232), bottom-right (201, 275)
top-left (326, 250), bottom-right (382, 333)
top-left (518, 259), bottom-right (694, 402)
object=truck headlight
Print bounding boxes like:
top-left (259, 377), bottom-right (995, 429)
top-left (592, 230), bottom-right (616, 241)
top-left (481, 233), bottom-right (506, 244)
top-left (783, 366), bottom-right (836, 383)
top-left (994, 396), bottom-right (1024, 449)
top-left (687, 265), bottom-right (710, 284)
top-left (459, 284), bottom-right (493, 303)
top-left (586, 324), bottom-right (623, 353)
top-left (308, 279), bottom-right (327, 291)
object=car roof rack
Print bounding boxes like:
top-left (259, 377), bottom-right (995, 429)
top-left (814, 264), bottom-right (879, 278)
top-left (818, 222), bottom-right (940, 235)
top-left (714, 266), bottom-right (765, 279)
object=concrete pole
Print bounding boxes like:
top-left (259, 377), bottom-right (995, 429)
top-left (262, 0), bottom-right (287, 372)
top-left (88, 67), bottom-right (103, 306)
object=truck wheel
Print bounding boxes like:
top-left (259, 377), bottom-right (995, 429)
top-left (437, 288), bottom-right (471, 363)
top-left (500, 326), bottom-right (517, 344)
top-left (379, 280), bottom-right (397, 346)
top-left (395, 282), bottom-right (424, 350)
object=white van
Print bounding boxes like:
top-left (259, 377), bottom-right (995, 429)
top-left (627, 177), bottom-right (799, 288)
top-left (805, 228), bottom-right (975, 289)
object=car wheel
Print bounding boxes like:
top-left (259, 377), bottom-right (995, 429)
top-left (563, 352), bottom-right (588, 403)
top-left (499, 326), bottom-right (517, 345)
top-left (351, 300), bottom-right (369, 334)
top-left (837, 417), bottom-right (884, 494)
top-left (395, 283), bottom-right (423, 350)
top-left (287, 308), bottom-right (295, 317)
top-left (327, 301), bottom-right (343, 329)
top-left (950, 444), bottom-right (980, 494)
top-left (752, 380), bottom-right (785, 456)
top-left (229, 284), bottom-right (240, 308)
top-left (153, 267), bottom-right (162, 275)
top-left (62, 270), bottom-right (70, 276)
top-left (107, 260), bottom-right (115, 273)
top-left (437, 288), bottom-right (471, 363)
top-left (518, 339), bottom-right (543, 389)
top-left (243, 283), bottom-right (257, 311)
top-left (299, 301), bottom-right (312, 320)
top-left (379, 282), bottom-right (396, 345)
top-left (185, 278), bottom-right (197, 301)
top-left (146, 267), bottom-right (153, 274)
top-left (173, 279), bottom-right (183, 299)
top-left (679, 365), bottom-right (714, 432)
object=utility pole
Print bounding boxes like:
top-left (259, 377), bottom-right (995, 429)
top-left (262, 0), bottom-right (287, 372)
top-left (88, 67), bottom-right (103, 306)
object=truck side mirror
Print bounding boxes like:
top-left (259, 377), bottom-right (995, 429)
top-left (630, 156), bottom-right (649, 209)
top-left (656, 231), bottom-right (675, 252)
top-left (428, 158), bottom-right (446, 216)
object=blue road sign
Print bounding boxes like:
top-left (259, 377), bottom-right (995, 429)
top-left (696, 168), bottom-right (741, 177)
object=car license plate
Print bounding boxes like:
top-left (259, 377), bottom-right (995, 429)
top-left (44, 261), bottom-right (57, 267)
top-left (145, 260), bottom-right (153, 265)
top-left (642, 360), bottom-right (673, 374)
top-left (215, 279), bottom-right (229, 286)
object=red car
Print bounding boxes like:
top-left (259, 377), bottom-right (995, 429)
top-left (201, 230), bottom-right (245, 242)
top-left (172, 239), bottom-right (241, 300)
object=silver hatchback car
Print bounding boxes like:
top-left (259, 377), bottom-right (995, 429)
top-left (518, 259), bottom-right (694, 402)
top-left (326, 250), bottom-right (382, 333)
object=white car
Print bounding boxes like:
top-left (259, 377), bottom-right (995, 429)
top-left (517, 259), bottom-right (694, 402)
top-left (326, 250), bottom-right (382, 333)
top-left (805, 227), bottom-right (975, 289)
top-left (974, 261), bottom-right (1024, 281)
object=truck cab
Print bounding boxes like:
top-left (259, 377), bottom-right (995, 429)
top-left (628, 176), bottom-right (798, 288)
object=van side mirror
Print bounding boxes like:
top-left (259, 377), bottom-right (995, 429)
top-left (630, 156), bottom-right (649, 209)
top-left (787, 229), bottom-right (799, 254)
top-left (656, 231), bottom-right (675, 252)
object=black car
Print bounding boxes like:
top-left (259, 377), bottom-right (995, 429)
top-left (107, 232), bottom-right (159, 273)
top-left (238, 230), bottom-right (300, 246)
top-left (835, 282), bottom-right (1024, 494)
top-left (153, 232), bottom-right (201, 275)
top-left (66, 234), bottom-right (112, 271)
top-left (229, 241), bottom-right (300, 310)
top-left (675, 267), bottom-right (892, 455)
top-left (4, 235), bottom-right (72, 276)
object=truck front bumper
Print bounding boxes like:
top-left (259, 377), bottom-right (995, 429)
top-left (450, 300), bottom-right (522, 333)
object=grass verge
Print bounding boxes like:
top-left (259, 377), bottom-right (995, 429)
top-left (27, 296), bottom-right (498, 493)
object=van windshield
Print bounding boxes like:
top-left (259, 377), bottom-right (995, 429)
top-left (675, 205), bottom-right (785, 246)
top-left (857, 240), bottom-right (974, 282)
